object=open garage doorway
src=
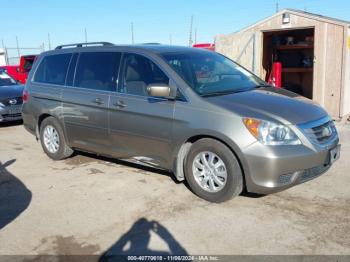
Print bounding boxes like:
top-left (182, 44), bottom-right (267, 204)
top-left (262, 28), bottom-right (315, 99)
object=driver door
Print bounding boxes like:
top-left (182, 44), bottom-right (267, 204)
top-left (108, 53), bottom-right (175, 168)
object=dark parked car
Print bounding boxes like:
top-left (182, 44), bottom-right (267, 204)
top-left (0, 69), bottom-right (24, 122)
top-left (22, 42), bottom-right (340, 202)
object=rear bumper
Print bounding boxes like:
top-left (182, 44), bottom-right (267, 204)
top-left (0, 105), bottom-right (22, 122)
top-left (242, 139), bottom-right (340, 195)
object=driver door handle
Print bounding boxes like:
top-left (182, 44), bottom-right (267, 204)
top-left (114, 100), bottom-right (126, 108)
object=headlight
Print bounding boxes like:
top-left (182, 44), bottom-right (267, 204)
top-left (243, 118), bottom-right (301, 145)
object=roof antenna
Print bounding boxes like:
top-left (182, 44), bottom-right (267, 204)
top-left (275, 1), bottom-right (279, 13)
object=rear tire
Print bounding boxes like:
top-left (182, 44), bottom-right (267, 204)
top-left (39, 117), bottom-right (73, 160)
top-left (184, 138), bottom-right (243, 203)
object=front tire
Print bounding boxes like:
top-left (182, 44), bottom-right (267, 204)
top-left (184, 138), bottom-right (243, 203)
top-left (40, 117), bottom-right (73, 160)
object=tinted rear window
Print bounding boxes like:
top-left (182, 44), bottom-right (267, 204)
top-left (74, 52), bottom-right (121, 92)
top-left (34, 53), bottom-right (72, 85)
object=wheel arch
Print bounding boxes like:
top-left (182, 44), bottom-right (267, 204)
top-left (36, 113), bottom-right (52, 138)
top-left (36, 114), bottom-right (69, 145)
top-left (173, 134), bottom-right (248, 189)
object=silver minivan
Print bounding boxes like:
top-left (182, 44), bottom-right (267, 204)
top-left (22, 42), bottom-right (340, 202)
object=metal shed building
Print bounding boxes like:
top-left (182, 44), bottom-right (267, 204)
top-left (215, 9), bottom-right (350, 119)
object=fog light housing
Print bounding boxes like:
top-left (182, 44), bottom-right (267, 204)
top-left (278, 171), bottom-right (301, 185)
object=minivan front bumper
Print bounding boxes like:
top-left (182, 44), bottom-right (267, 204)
top-left (241, 117), bottom-right (340, 194)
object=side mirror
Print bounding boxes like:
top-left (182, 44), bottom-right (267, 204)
top-left (147, 84), bottom-right (174, 99)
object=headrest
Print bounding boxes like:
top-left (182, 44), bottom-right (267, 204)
top-left (82, 69), bottom-right (95, 80)
top-left (125, 66), bottom-right (141, 81)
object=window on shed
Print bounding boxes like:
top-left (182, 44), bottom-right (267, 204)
top-left (34, 53), bottom-right (72, 85)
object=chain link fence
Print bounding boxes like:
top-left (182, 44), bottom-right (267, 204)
top-left (1, 45), bottom-right (44, 65)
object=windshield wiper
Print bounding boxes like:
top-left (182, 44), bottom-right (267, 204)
top-left (254, 84), bottom-right (273, 88)
top-left (201, 84), bottom-right (273, 97)
top-left (201, 90), bottom-right (237, 97)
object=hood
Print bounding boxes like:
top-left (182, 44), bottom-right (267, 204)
top-left (205, 87), bottom-right (328, 125)
top-left (0, 85), bottom-right (24, 100)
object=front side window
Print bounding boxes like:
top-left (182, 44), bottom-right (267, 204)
top-left (34, 53), bottom-right (72, 85)
top-left (74, 52), bottom-right (121, 92)
top-left (121, 53), bottom-right (169, 96)
top-left (162, 51), bottom-right (265, 97)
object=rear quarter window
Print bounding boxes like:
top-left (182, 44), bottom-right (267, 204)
top-left (34, 53), bottom-right (72, 85)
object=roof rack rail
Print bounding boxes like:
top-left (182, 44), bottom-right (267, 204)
top-left (55, 42), bottom-right (114, 50)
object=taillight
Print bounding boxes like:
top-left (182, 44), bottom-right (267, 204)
top-left (22, 90), bottom-right (29, 103)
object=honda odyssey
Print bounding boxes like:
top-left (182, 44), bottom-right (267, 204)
top-left (22, 42), bottom-right (340, 202)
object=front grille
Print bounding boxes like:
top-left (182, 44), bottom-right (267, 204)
top-left (311, 121), bottom-right (336, 143)
top-left (0, 97), bottom-right (23, 106)
top-left (299, 165), bottom-right (329, 182)
top-left (278, 174), bottom-right (293, 185)
top-left (300, 118), bottom-right (338, 145)
top-left (2, 113), bottom-right (22, 118)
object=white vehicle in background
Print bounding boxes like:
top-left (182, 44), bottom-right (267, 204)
top-left (0, 48), bottom-right (7, 66)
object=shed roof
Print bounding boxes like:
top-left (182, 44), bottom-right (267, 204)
top-left (285, 8), bottom-right (350, 26)
top-left (224, 8), bottom-right (350, 36)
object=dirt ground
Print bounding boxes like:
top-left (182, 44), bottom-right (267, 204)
top-left (0, 121), bottom-right (349, 256)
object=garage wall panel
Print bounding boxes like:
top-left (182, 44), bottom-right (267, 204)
top-left (323, 24), bottom-right (344, 117)
top-left (341, 28), bottom-right (350, 117)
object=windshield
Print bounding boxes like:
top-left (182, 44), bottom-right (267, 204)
top-left (162, 51), bottom-right (265, 96)
top-left (0, 71), bottom-right (17, 86)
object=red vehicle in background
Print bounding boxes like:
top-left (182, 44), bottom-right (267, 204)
top-left (0, 65), bottom-right (20, 81)
top-left (0, 55), bottom-right (37, 84)
top-left (192, 43), bottom-right (215, 51)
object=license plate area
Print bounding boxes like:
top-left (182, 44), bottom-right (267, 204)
top-left (329, 144), bottom-right (341, 165)
top-left (9, 106), bottom-right (21, 115)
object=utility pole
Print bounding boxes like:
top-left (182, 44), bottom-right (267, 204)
top-left (2, 39), bottom-right (9, 65)
top-left (275, 1), bottom-right (279, 13)
top-left (188, 15), bottom-right (194, 47)
top-left (48, 33), bottom-right (51, 50)
top-left (131, 22), bottom-right (135, 44)
top-left (84, 28), bottom-right (88, 43)
top-left (194, 28), bottom-right (197, 44)
top-left (15, 36), bottom-right (20, 59)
